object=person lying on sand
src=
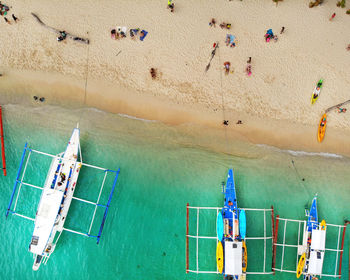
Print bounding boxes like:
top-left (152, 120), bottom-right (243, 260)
top-left (246, 64), bottom-right (252, 76)
top-left (111, 29), bottom-right (117, 39)
top-left (337, 107), bottom-right (347, 113)
top-left (150, 68), bottom-right (157, 79)
top-left (329, 12), bottom-right (336, 21)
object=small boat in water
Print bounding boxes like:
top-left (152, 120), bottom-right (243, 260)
top-left (6, 126), bottom-right (120, 271)
top-left (216, 169), bottom-right (247, 279)
top-left (297, 196), bottom-right (327, 279)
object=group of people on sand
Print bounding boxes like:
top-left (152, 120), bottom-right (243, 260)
top-left (57, 30), bottom-right (67, 42)
top-left (223, 57), bottom-right (252, 76)
top-left (111, 27), bottom-right (148, 41)
top-left (265, 27), bottom-right (285, 42)
top-left (167, 0), bottom-right (175, 12)
top-left (264, 29), bottom-right (278, 42)
top-left (33, 96), bottom-right (45, 102)
top-left (223, 120), bottom-right (243, 126)
top-left (209, 18), bottom-right (231, 29)
top-left (1, 2), bottom-right (18, 24)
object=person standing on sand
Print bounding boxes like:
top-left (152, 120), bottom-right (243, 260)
top-left (12, 14), bottom-right (18, 23)
top-left (224, 61), bottom-right (231, 74)
top-left (247, 57), bottom-right (251, 64)
top-left (280, 26), bottom-right (285, 34)
top-left (329, 13), bottom-right (336, 21)
top-left (4, 17), bottom-right (10, 24)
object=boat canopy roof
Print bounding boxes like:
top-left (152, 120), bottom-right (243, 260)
top-left (311, 229), bottom-right (326, 251)
top-left (224, 240), bottom-right (242, 276)
top-left (30, 188), bottom-right (63, 255)
top-left (308, 250), bottom-right (324, 275)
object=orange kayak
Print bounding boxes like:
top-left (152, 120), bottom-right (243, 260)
top-left (317, 113), bottom-right (327, 142)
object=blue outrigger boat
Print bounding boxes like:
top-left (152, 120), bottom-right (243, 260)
top-left (297, 195), bottom-right (327, 280)
top-left (216, 169), bottom-right (247, 280)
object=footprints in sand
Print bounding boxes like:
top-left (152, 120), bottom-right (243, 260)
top-left (263, 74), bottom-right (276, 84)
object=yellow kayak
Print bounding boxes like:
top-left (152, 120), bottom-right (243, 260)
top-left (242, 241), bottom-right (247, 272)
top-left (216, 241), bottom-right (224, 273)
top-left (296, 253), bottom-right (306, 278)
top-left (320, 219), bottom-right (327, 230)
top-left (317, 113), bottom-right (327, 143)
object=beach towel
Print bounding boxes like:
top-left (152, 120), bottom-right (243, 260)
top-left (226, 34), bottom-right (235, 44)
top-left (140, 30), bottom-right (148, 41)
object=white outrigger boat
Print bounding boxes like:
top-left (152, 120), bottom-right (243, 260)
top-left (6, 126), bottom-right (120, 271)
top-left (273, 195), bottom-right (346, 279)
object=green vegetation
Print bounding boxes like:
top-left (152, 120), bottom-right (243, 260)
top-left (336, 0), bottom-right (346, 8)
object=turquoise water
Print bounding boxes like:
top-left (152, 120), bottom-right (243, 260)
top-left (0, 104), bottom-right (349, 279)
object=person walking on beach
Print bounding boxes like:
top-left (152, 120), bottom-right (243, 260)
top-left (280, 26), bottom-right (285, 34)
top-left (12, 14), bottom-right (18, 23)
top-left (4, 17), bottom-right (10, 24)
top-left (329, 12), bottom-right (336, 21)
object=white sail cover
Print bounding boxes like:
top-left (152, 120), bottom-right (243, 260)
top-left (224, 241), bottom-right (242, 275)
top-left (30, 188), bottom-right (63, 255)
top-left (308, 250), bottom-right (324, 274)
top-left (311, 229), bottom-right (326, 250)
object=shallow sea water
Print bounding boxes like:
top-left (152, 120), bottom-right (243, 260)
top-left (0, 104), bottom-right (349, 280)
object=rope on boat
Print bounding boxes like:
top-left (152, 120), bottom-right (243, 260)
top-left (31, 13), bottom-right (89, 44)
top-left (325, 99), bottom-right (350, 113)
top-left (217, 44), bottom-right (230, 154)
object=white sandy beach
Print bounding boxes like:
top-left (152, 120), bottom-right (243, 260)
top-left (0, 0), bottom-right (349, 155)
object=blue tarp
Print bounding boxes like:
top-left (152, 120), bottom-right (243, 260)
top-left (266, 29), bottom-right (274, 36)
